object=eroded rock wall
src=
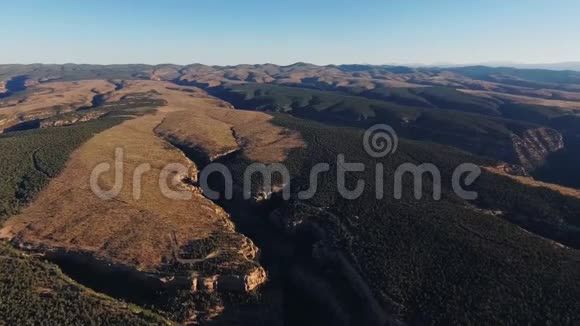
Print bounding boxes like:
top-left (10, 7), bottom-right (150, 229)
top-left (512, 127), bottom-right (564, 169)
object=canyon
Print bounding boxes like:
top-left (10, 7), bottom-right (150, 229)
top-left (1, 63), bottom-right (580, 324)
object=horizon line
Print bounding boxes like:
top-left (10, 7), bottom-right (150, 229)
top-left (1, 61), bottom-right (580, 68)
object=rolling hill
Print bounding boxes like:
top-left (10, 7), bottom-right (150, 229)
top-left (1, 63), bottom-right (580, 325)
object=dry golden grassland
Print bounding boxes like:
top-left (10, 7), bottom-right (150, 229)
top-left (2, 81), bottom-right (301, 278)
top-left (462, 89), bottom-right (580, 110)
top-left (106, 80), bottom-right (227, 108)
top-left (111, 80), bottom-right (305, 163)
top-left (3, 107), bottom-right (246, 271)
top-left (0, 80), bottom-right (116, 131)
top-left (157, 106), bottom-right (305, 163)
top-left (484, 165), bottom-right (580, 200)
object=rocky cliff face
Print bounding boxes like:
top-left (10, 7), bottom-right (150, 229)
top-left (0, 106), bottom-right (77, 133)
top-left (192, 267), bottom-right (267, 293)
top-left (512, 127), bottom-right (564, 169)
top-left (39, 110), bottom-right (105, 128)
top-left (188, 233), bottom-right (267, 294)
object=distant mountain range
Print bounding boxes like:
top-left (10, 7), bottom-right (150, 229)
top-left (2, 61), bottom-right (580, 325)
top-left (408, 62), bottom-right (580, 71)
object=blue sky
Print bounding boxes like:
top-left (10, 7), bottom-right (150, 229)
top-left (2, 0), bottom-right (579, 65)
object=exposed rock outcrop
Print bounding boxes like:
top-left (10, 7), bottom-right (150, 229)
top-left (182, 232), bottom-right (265, 294)
top-left (39, 110), bottom-right (105, 128)
top-left (0, 105), bottom-right (81, 133)
top-left (512, 127), bottom-right (564, 169)
top-left (218, 267), bottom-right (267, 292)
top-left (237, 236), bottom-right (259, 260)
top-left (192, 267), bottom-right (267, 293)
top-left (491, 162), bottom-right (530, 177)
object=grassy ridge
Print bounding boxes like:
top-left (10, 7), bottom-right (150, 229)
top-left (211, 83), bottom-right (526, 131)
top-left (0, 117), bottom-right (126, 221)
top-left (0, 115), bottom-right (176, 324)
top-left (0, 91), bottom-right (166, 221)
top-left (212, 82), bottom-right (570, 132)
top-left (0, 243), bottom-right (167, 325)
top-left (339, 85), bottom-right (504, 116)
top-left (447, 66), bottom-right (580, 87)
top-left (0, 64), bottom-right (155, 82)
top-left (209, 83), bottom-right (541, 165)
top-left (211, 82), bottom-right (422, 123)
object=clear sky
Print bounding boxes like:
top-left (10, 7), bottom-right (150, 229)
top-left (2, 0), bottom-right (579, 65)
